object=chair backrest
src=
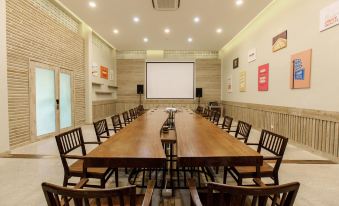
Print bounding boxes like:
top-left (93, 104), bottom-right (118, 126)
top-left (196, 106), bottom-right (203, 113)
top-left (134, 107), bottom-right (139, 117)
top-left (129, 109), bottom-right (136, 120)
top-left (209, 110), bottom-right (217, 121)
top-left (93, 119), bottom-right (110, 142)
top-left (235, 121), bottom-right (252, 143)
top-left (205, 181), bottom-right (300, 206)
top-left (42, 182), bottom-right (137, 206)
top-left (55, 128), bottom-right (86, 174)
top-left (222, 116), bottom-right (233, 132)
top-left (258, 130), bottom-right (289, 175)
top-left (212, 112), bottom-right (221, 125)
top-left (122, 111), bottom-right (131, 125)
top-left (111, 114), bottom-right (123, 133)
top-left (203, 108), bottom-right (210, 116)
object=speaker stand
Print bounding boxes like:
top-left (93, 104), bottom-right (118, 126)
top-left (198, 97), bottom-right (201, 107)
top-left (139, 93), bottom-right (142, 106)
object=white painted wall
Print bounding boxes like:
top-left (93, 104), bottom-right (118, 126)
top-left (220, 0), bottom-right (339, 112)
top-left (0, 0), bottom-right (10, 153)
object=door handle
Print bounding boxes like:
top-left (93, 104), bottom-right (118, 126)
top-left (56, 99), bottom-right (59, 110)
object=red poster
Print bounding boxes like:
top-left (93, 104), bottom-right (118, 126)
top-left (100, 66), bottom-right (108, 79)
top-left (258, 64), bottom-right (269, 91)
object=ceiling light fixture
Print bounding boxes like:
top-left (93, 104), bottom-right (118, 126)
top-left (235, 0), bottom-right (244, 6)
top-left (89, 1), bottom-right (96, 8)
top-left (188, 37), bottom-right (193, 43)
top-left (164, 28), bottom-right (170, 34)
top-left (143, 37), bottom-right (149, 42)
top-left (113, 29), bottom-right (119, 34)
top-left (216, 28), bottom-right (223, 33)
top-left (133, 17), bottom-right (140, 23)
top-left (194, 17), bottom-right (200, 23)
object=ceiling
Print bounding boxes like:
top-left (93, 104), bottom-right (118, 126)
top-left (59, 0), bottom-right (273, 50)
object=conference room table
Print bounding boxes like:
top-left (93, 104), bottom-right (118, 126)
top-left (84, 108), bottom-right (263, 187)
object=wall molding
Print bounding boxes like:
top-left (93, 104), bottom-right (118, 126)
top-left (222, 101), bottom-right (339, 158)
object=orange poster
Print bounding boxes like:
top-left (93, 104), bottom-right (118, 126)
top-left (290, 49), bottom-right (312, 89)
top-left (100, 66), bottom-right (108, 79)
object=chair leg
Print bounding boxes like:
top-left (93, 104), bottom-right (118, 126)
top-left (101, 178), bottom-right (105, 188)
top-left (125, 167), bottom-right (128, 174)
top-left (115, 168), bottom-right (119, 187)
top-left (274, 175), bottom-right (279, 185)
top-left (63, 175), bottom-right (68, 187)
top-left (223, 167), bottom-right (228, 184)
top-left (215, 166), bottom-right (219, 174)
top-left (237, 177), bottom-right (243, 186)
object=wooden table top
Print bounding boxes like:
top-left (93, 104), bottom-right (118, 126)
top-left (176, 109), bottom-right (263, 167)
top-left (86, 109), bottom-right (167, 168)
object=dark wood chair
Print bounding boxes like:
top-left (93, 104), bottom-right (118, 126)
top-left (129, 109), bottom-right (137, 120)
top-left (134, 107), bottom-right (139, 117)
top-left (224, 130), bottom-right (289, 185)
top-left (212, 112), bottom-right (221, 125)
top-left (202, 108), bottom-right (210, 118)
top-left (187, 178), bottom-right (300, 206)
top-left (42, 178), bottom-right (156, 206)
top-left (196, 106), bottom-right (203, 114)
top-left (122, 111), bottom-right (132, 126)
top-left (55, 128), bottom-right (116, 188)
top-left (220, 116), bottom-right (234, 132)
top-left (93, 119), bottom-right (114, 143)
top-left (229, 120), bottom-right (252, 143)
top-left (111, 114), bottom-right (124, 133)
top-left (208, 110), bottom-right (217, 121)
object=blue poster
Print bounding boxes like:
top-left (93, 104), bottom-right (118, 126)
top-left (294, 58), bottom-right (305, 80)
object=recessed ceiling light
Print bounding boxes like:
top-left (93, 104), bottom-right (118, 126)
top-left (188, 37), bottom-right (193, 43)
top-left (89, 1), bottom-right (96, 8)
top-left (133, 17), bottom-right (140, 23)
top-left (235, 0), bottom-right (244, 6)
top-left (164, 28), bottom-right (170, 34)
top-left (113, 29), bottom-right (119, 34)
top-left (194, 17), bottom-right (200, 23)
top-left (143, 37), bottom-right (149, 42)
top-left (216, 28), bottom-right (223, 33)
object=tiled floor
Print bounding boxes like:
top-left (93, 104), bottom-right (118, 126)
top-left (0, 122), bottom-right (338, 205)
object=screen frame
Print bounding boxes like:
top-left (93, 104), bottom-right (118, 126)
top-left (145, 61), bottom-right (195, 99)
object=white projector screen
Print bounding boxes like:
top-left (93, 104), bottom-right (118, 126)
top-left (146, 62), bottom-right (194, 99)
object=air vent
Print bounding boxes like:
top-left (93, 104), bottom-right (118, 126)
top-left (152, 0), bottom-right (180, 11)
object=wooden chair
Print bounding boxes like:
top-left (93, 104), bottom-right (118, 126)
top-left (212, 112), bottom-right (221, 125)
top-left (196, 106), bottom-right (203, 114)
top-left (187, 178), bottom-right (300, 206)
top-left (229, 121), bottom-right (252, 143)
top-left (42, 178), bottom-right (156, 206)
top-left (220, 116), bottom-right (234, 132)
top-left (129, 109), bottom-right (137, 120)
top-left (55, 128), bottom-right (116, 188)
top-left (111, 114), bottom-right (124, 133)
top-left (224, 130), bottom-right (289, 185)
top-left (202, 108), bottom-right (210, 118)
top-left (122, 111), bottom-right (132, 126)
top-left (93, 119), bottom-right (113, 143)
top-left (208, 110), bottom-right (217, 121)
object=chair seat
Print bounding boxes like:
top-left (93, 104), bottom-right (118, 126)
top-left (231, 161), bottom-right (274, 178)
top-left (69, 160), bottom-right (110, 177)
top-left (90, 194), bottom-right (145, 206)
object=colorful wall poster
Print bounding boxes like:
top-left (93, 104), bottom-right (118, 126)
top-left (239, 70), bottom-right (246, 92)
top-left (226, 75), bottom-right (232, 93)
top-left (272, 30), bottom-right (287, 52)
top-left (290, 49), bottom-right (312, 89)
top-left (248, 48), bottom-right (256, 63)
top-left (258, 64), bottom-right (269, 91)
top-left (100, 66), bottom-right (109, 79)
top-left (233, 58), bottom-right (239, 69)
top-left (320, 0), bottom-right (339, 32)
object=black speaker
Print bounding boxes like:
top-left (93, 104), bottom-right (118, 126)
top-left (196, 88), bottom-right (203, 98)
top-left (137, 84), bottom-right (144, 94)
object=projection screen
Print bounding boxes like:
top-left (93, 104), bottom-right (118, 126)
top-left (146, 62), bottom-right (194, 99)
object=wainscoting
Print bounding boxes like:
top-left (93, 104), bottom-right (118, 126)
top-left (222, 101), bottom-right (339, 159)
top-left (92, 100), bottom-right (117, 121)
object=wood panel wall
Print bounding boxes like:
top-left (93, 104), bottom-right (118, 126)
top-left (92, 100), bottom-right (116, 122)
top-left (6, 0), bottom-right (85, 147)
top-left (222, 101), bottom-right (339, 159)
top-left (115, 59), bottom-right (221, 114)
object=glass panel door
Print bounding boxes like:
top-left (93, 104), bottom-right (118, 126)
top-left (35, 67), bottom-right (56, 136)
top-left (60, 71), bottom-right (72, 129)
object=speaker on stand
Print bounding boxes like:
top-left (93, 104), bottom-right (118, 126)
top-left (196, 88), bottom-right (203, 106)
top-left (137, 84), bottom-right (144, 106)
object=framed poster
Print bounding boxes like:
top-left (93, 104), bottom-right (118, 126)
top-left (226, 75), bottom-right (232, 93)
top-left (248, 48), bottom-right (256, 63)
top-left (320, 0), bottom-right (339, 32)
top-left (272, 30), bottom-right (287, 52)
top-left (239, 70), bottom-right (246, 92)
top-left (100, 66), bottom-right (108, 79)
top-left (258, 64), bottom-right (269, 91)
top-left (233, 58), bottom-right (239, 69)
top-left (290, 49), bottom-right (312, 89)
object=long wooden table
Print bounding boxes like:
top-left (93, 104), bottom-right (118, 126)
top-left (175, 109), bottom-right (263, 169)
top-left (85, 109), bottom-right (167, 168)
